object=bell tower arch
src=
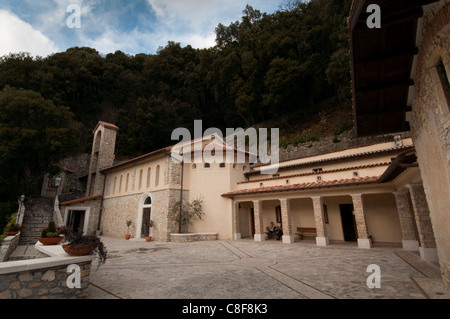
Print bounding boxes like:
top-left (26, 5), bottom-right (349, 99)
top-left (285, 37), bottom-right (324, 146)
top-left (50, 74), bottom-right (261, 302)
top-left (86, 121), bottom-right (119, 196)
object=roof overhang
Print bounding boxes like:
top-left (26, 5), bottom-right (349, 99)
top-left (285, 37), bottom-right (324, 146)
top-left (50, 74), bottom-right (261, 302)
top-left (349, 0), bottom-right (437, 136)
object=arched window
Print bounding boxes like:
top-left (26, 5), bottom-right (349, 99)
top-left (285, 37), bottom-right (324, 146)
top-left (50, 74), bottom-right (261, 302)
top-left (119, 175), bottom-right (123, 193)
top-left (113, 176), bottom-right (117, 194)
top-left (144, 197), bottom-right (152, 206)
top-left (155, 165), bottom-right (160, 187)
top-left (125, 173), bottom-right (129, 192)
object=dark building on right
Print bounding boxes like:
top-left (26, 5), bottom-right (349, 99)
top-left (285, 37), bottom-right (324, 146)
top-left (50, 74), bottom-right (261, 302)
top-left (349, 0), bottom-right (450, 286)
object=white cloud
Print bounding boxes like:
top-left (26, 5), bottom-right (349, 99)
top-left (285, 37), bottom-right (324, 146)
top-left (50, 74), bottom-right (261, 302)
top-left (0, 9), bottom-right (59, 57)
top-left (143, 0), bottom-right (280, 52)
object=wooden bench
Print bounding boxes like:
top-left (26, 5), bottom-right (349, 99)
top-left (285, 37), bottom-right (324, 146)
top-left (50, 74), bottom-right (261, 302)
top-left (296, 227), bottom-right (317, 240)
top-left (265, 226), bottom-right (281, 239)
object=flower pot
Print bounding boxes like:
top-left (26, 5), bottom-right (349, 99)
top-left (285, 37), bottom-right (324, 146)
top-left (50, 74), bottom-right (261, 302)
top-left (62, 244), bottom-right (94, 256)
top-left (125, 234), bottom-right (131, 240)
top-left (145, 236), bottom-right (152, 242)
top-left (38, 237), bottom-right (63, 245)
top-left (6, 231), bottom-right (19, 236)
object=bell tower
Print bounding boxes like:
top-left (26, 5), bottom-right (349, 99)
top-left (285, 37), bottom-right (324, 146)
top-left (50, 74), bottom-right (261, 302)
top-left (86, 121), bottom-right (119, 196)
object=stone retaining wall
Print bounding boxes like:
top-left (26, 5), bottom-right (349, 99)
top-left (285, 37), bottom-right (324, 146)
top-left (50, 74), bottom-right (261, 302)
top-left (0, 244), bottom-right (94, 299)
top-left (169, 233), bottom-right (218, 243)
top-left (0, 233), bottom-right (20, 262)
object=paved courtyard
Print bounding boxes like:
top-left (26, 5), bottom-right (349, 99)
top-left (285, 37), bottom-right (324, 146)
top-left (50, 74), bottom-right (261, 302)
top-left (85, 237), bottom-right (450, 299)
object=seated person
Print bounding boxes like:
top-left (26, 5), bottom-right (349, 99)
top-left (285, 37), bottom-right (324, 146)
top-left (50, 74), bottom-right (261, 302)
top-left (276, 225), bottom-right (283, 240)
top-left (267, 221), bottom-right (277, 239)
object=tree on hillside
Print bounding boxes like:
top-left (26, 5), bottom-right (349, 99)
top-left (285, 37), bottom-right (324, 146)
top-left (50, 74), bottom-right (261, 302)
top-left (0, 86), bottom-right (81, 198)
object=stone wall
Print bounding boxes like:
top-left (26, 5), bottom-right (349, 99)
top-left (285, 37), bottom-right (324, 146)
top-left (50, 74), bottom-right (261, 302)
top-left (0, 244), bottom-right (93, 299)
top-left (411, 1), bottom-right (450, 287)
top-left (169, 233), bottom-right (218, 243)
top-left (278, 130), bottom-right (411, 162)
top-left (0, 261), bottom-right (91, 299)
top-left (0, 233), bottom-right (20, 262)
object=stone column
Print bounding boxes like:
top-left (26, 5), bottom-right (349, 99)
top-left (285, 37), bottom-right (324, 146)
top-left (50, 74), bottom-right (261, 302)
top-left (280, 198), bottom-right (294, 244)
top-left (311, 196), bottom-right (329, 246)
top-left (393, 191), bottom-right (419, 251)
top-left (253, 200), bottom-right (265, 242)
top-left (351, 194), bottom-right (372, 249)
top-left (407, 184), bottom-right (438, 263)
top-left (232, 201), bottom-right (241, 240)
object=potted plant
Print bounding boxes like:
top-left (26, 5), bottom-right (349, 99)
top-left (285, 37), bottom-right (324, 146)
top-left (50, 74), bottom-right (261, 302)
top-left (145, 220), bottom-right (154, 242)
top-left (57, 226), bottom-right (107, 268)
top-left (4, 213), bottom-right (21, 236)
top-left (38, 221), bottom-right (63, 245)
top-left (6, 223), bottom-right (21, 236)
top-left (125, 220), bottom-right (132, 240)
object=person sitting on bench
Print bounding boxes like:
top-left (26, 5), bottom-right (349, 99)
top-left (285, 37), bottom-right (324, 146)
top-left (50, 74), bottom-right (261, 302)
top-left (276, 225), bottom-right (283, 240)
top-left (267, 221), bottom-right (277, 239)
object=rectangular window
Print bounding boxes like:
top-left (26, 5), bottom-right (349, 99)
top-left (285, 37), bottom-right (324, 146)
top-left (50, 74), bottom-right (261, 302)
top-left (275, 205), bottom-right (282, 224)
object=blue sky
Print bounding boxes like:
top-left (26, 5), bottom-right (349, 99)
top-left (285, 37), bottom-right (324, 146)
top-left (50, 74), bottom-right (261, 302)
top-left (0, 0), bottom-right (284, 57)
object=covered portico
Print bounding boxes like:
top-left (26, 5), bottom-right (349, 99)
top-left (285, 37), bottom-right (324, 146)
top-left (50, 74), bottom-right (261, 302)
top-left (225, 179), bottom-right (438, 259)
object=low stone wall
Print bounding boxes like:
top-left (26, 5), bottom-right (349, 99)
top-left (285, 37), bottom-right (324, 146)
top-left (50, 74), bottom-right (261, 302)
top-left (0, 243), bottom-right (94, 299)
top-left (170, 233), bottom-right (218, 243)
top-left (0, 233), bottom-right (21, 262)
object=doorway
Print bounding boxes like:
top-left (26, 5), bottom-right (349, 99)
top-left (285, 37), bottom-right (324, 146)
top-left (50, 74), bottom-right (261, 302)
top-left (141, 208), bottom-right (151, 238)
top-left (340, 204), bottom-right (357, 242)
top-left (250, 208), bottom-right (255, 236)
top-left (141, 196), bottom-right (152, 238)
top-left (67, 210), bottom-right (86, 234)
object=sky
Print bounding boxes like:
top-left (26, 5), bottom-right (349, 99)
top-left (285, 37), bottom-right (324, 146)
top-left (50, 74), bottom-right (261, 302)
top-left (0, 0), bottom-right (284, 58)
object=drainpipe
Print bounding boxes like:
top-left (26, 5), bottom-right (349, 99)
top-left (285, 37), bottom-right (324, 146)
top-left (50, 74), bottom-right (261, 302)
top-left (179, 159), bottom-right (184, 233)
top-left (96, 173), bottom-right (107, 234)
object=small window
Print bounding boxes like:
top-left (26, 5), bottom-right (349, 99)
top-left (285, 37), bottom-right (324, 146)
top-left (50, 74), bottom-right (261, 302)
top-left (204, 163), bottom-right (210, 168)
top-left (219, 163), bottom-right (225, 168)
top-left (313, 168), bottom-right (323, 173)
top-left (286, 180), bottom-right (289, 184)
top-left (144, 197), bottom-right (152, 205)
top-left (192, 164), bottom-right (197, 169)
top-left (259, 183), bottom-right (263, 187)
top-left (317, 176), bottom-right (322, 181)
top-left (272, 173), bottom-right (280, 178)
top-left (353, 171), bottom-right (359, 177)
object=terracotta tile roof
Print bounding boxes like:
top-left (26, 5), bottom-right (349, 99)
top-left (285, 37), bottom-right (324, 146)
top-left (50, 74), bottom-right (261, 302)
top-left (222, 176), bottom-right (380, 197)
top-left (60, 195), bottom-right (102, 206)
top-left (246, 145), bottom-right (414, 176)
top-left (93, 121), bottom-right (119, 133)
top-left (98, 121), bottom-right (119, 130)
top-left (239, 162), bottom-right (389, 184)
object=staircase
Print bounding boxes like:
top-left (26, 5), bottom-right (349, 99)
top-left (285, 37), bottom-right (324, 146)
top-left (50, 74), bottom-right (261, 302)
top-left (18, 197), bottom-right (53, 245)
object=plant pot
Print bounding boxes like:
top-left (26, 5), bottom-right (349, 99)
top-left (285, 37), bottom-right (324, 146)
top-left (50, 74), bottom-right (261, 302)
top-left (145, 236), bottom-right (152, 242)
top-left (6, 231), bottom-right (19, 236)
top-left (62, 244), bottom-right (94, 256)
top-left (125, 234), bottom-right (131, 240)
top-left (38, 237), bottom-right (63, 245)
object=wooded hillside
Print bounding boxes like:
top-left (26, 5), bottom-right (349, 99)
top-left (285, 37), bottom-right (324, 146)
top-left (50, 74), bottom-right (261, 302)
top-left (0, 0), bottom-right (353, 227)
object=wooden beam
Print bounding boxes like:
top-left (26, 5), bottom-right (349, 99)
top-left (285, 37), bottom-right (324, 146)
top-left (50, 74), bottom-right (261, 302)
top-left (355, 79), bottom-right (414, 97)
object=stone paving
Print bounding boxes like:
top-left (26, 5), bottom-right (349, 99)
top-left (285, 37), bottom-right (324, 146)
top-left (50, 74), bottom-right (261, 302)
top-left (85, 237), bottom-right (450, 299)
